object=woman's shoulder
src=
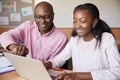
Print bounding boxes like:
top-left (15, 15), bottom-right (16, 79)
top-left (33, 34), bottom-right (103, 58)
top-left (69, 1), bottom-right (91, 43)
top-left (101, 32), bottom-right (116, 46)
top-left (102, 32), bottom-right (114, 40)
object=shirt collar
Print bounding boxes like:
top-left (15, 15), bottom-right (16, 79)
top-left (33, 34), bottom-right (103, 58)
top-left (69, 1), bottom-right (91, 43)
top-left (43, 26), bottom-right (55, 36)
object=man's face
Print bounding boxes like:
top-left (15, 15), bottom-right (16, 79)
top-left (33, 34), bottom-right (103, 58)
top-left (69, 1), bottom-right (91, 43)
top-left (34, 6), bottom-right (54, 34)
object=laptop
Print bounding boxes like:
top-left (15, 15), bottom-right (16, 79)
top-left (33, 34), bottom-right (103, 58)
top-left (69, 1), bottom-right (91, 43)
top-left (4, 52), bottom-right (52, 80)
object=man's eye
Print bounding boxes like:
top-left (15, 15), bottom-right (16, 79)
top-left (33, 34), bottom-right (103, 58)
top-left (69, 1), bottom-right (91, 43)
top-left (44, 16), bottom-right (50, 19)
top-left (34, 16), bottom-right (40, 18)
top-left (34, 16), bottom-right (50, 19)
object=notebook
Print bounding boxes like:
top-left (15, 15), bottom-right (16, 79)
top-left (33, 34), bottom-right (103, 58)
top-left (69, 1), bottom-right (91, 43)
top-left (0, 54), bottom-right (15, 74)
top-left (4, 52), bottom-right (52, 80)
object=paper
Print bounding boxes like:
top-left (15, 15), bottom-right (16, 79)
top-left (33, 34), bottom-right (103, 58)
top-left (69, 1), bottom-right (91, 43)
top-left (10, 13), bottom-right (21, 22)
top-left (21, 0), bottom-right (33, 4)
top-left (0, 56), bottom-right (15, 74)
top-left (0, 17), bottom-right (9, 25)
top-left (48, 68), bottom-right (64, 77)
top-left (48, 68), bottom-right (72, 77)
top-left (21, 6), bottom-right (33, 16)
top-left (0, 1), bottom-right (16, 12)
top-left (0, 2), bottom-right (2, 12)
top-left (0, 57), bottom-right (12, 68)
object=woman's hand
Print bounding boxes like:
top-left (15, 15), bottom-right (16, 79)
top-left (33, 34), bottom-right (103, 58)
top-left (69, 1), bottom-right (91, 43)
top-left (55, 72), bottom-right (93, 80)
top-left (7, 43), bottom-right (28, 56)
top-left (55, 72), bottom-right (80, 80)
top-left (43, 61), bottom-right (52, 70)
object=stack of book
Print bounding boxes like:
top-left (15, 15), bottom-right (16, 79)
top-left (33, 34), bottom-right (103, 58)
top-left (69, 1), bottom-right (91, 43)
top-left (0, 53), bottom-right (15, 74)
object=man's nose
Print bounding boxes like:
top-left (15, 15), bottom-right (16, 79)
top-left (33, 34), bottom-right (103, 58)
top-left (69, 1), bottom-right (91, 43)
top-left (40, 18), bottom-right (46, 22)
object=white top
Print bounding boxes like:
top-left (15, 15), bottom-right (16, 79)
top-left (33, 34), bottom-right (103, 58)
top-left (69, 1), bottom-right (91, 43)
top-left (50, 32), bottom-right (120, 80)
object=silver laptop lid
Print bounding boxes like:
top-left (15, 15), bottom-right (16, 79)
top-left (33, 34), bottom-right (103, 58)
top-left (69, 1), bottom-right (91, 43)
top-left (4, 52), bottom-right (52, 80)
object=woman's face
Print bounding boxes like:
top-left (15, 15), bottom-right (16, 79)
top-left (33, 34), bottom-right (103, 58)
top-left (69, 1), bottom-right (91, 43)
top-left (73, 9), bottom-right (95, 38)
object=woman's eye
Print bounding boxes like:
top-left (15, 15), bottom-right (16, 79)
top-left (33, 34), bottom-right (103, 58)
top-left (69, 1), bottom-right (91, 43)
top-left (81, 20), bottom-right (86, 23)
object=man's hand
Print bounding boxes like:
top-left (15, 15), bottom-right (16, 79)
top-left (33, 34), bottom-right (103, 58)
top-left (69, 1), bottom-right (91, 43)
top-left (7, 43), bottom-right (28, 56)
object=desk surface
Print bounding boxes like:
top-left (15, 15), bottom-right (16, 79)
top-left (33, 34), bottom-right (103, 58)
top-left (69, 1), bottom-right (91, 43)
top-left (0, 71), bottom-right (28, 80)
top-left (0, 68), bottom-right (71, 80)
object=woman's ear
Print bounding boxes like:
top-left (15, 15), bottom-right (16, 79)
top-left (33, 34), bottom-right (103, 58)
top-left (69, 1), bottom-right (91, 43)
top-left (93, 18), bottom-right (99, 26)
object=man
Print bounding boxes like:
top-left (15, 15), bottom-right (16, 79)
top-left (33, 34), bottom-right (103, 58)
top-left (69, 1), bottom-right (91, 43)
top-left (0, 1), bottom-right (67, 62)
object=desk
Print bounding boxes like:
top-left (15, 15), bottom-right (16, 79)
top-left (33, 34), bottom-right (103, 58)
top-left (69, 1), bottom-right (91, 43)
top-left (0, 71), bottom-right (28, 80)
top-left (0, 71), bottom-right (19, 80)
top-left (0, 68), bottom-right (71, 80)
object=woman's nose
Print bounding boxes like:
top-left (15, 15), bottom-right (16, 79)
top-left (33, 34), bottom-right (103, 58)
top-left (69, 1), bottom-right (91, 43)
top-left (76, 22), bottom-right (81, 28)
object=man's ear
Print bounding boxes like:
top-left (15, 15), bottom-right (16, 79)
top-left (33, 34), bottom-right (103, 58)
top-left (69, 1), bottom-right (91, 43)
top-left (51, 13), bottom-right (54, 20)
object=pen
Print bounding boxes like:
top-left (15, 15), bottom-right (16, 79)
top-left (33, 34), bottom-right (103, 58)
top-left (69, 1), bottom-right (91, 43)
top-left (0, 65), bottom-right (13, 69)
top-left (0, 65), bottom-right (15, 75)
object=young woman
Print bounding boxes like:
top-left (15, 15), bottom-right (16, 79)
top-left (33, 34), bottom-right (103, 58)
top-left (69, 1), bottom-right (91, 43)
top-left (44, 3), bottom-right (120, 80)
